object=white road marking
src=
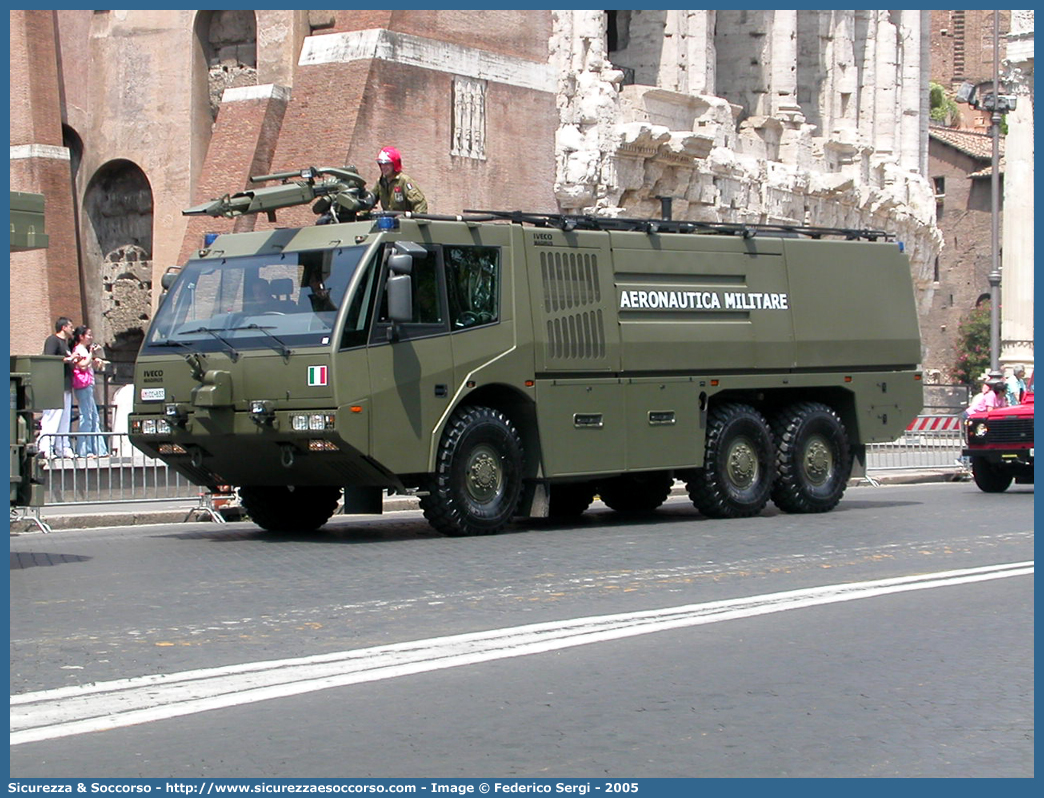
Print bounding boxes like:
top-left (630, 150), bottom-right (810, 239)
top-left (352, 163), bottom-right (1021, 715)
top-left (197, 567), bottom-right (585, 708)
top-left (11, 561), bottom-right (1032, 746)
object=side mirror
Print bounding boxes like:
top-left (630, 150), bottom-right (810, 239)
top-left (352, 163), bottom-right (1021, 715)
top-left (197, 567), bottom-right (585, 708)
top-left (161, 270), bottom-right (180, 291)
top-left (385, 242), bottom-right (425, 332)
top-left (386, 273), bottom-right (413, 325)
top-left (387, 253), bottom-right (413, 276)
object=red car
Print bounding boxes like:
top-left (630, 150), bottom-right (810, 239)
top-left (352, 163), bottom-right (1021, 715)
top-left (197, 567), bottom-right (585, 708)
top-left (963, 371), bottom-right (1034, 492)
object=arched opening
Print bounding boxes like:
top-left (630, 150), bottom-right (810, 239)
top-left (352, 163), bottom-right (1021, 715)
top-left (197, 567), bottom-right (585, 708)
top-left (81, 160), bottom-right (154, 384)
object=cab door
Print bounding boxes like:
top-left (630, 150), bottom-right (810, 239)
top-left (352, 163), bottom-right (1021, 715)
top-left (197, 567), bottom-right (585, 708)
top-left (366, 246), bottom-right (454, 474)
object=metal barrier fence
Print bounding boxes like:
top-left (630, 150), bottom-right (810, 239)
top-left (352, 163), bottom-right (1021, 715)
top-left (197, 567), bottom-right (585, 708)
top-left (29, 418), bottom-right (968, 509)
top-left (866, 417), bottom-right (967, 475)
top-left (35, 432), bottom-right (200, 506)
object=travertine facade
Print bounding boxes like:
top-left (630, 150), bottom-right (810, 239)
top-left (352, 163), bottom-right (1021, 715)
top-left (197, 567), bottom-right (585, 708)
top-left (11, 9), bottom-right (948, 379)
top-left (999, 11), bottom-right (1034, 373)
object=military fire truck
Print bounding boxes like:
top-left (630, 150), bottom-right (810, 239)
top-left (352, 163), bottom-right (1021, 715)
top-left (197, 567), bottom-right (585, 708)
top-left (130, 167), bottom-right (923, 535)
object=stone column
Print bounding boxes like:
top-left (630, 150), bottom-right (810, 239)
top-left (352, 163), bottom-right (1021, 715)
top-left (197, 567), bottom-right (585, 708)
top-left (771, 10), bottom-right (804, 123)
top-left (684, 11), bottom-right (714, 96)
top-left (872, 12), bottom-right (898, 159)
top-left (1000, 12), bottom-right (1034, 372)
top-left (827, 12), bottom-right (855, 139)
top-left (898, 10), bottom-right (927, 174)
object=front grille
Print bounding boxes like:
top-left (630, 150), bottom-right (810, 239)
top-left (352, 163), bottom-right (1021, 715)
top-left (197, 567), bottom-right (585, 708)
top-left (984, 417), bottom-right (1034, 446)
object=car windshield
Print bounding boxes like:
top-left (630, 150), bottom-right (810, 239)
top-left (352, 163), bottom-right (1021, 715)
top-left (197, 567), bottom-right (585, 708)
top-left (142, 246), bottom-right (368, 354)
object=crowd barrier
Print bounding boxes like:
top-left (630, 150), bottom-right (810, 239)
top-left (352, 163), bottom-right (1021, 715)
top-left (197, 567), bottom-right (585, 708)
top-left (29, 417), bottom-right (968, 510)
top-left (866, 415), bottom-right (967, 475)
top-left (34, 432), bottom-right (200, 506)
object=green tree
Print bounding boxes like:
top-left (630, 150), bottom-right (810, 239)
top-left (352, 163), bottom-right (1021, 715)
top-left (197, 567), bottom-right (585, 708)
top-left (929, 81), bottom-right (961, 127)
top-left (952, 302), bottom-right (992, 386)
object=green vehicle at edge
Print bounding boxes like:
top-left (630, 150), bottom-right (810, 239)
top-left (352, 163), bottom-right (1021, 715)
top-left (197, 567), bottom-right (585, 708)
top-left (130, 168), bottom-right (923, 536)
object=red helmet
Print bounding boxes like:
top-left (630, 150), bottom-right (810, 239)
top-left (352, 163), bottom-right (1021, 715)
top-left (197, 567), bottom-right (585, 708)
top-left (376, 146), bottom-right (402, 172)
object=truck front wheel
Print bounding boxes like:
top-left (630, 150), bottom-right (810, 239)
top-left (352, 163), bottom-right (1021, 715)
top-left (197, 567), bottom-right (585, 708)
top-left (239, 485), bottom-right (341, 532)
top-left (688, 403), bottom-right (775, 518)
top-left (971, 457), bottom-right (1014, 492)
top-left (771, 402), bottom-right (852, 513)
top-left (421, 406), bottom-right (524, 536)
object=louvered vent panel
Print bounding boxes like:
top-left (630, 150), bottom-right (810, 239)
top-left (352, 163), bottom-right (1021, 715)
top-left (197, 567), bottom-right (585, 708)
top-left (540, 251), bottom-right (606, 363)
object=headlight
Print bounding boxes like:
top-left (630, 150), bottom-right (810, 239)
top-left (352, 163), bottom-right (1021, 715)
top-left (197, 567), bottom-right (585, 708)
top-left (972, 422), bottom-right (989, 438)
top-left (138, 418), bottom-right (171, 435)
top-left (291, 413), bottom-right (335, 431)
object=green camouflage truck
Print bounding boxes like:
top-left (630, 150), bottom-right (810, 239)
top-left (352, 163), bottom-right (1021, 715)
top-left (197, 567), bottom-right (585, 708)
top-left (130, 169), bottom-right (923, 535)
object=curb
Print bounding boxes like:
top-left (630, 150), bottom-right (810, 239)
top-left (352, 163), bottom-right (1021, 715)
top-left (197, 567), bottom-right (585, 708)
top-left (14, 471), bottom-right (967, 533)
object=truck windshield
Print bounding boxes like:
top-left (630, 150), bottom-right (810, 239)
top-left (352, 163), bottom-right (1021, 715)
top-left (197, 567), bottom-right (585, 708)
top-left (142, 246), bottom-right (368, 354)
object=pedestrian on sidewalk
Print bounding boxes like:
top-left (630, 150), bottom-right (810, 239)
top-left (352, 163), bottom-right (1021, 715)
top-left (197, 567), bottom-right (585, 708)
top-left (70, 325), bottom-right (109, 458)
top-left (38, 316), bottom-right (76, 459)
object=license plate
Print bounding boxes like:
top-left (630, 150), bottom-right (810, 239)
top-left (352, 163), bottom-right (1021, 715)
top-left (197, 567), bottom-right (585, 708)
top-left (140, 387), bottom-right (165, 402)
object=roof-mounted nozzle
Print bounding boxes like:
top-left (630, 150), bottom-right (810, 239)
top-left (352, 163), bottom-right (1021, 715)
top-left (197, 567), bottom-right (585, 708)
top-left (654, 196), bottom-right (673, 221)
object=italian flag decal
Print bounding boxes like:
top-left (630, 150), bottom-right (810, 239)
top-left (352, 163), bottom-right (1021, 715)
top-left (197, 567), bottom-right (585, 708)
top-left (307, 365), bottom-right (328, 387)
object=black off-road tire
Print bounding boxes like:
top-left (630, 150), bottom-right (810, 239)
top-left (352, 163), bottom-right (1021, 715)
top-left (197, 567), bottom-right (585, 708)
top-left (420, 406), bottom-right (524, 537)
top-left (971, 457), bottom-right (1014, 493)
top-left (771, 402), bottom-right (852, 513)
top-left (548, 482), bottom-right (596, 518)
top-left (598, 473), bottom-right (673, 513)
top-left (239, 485), bottom-right (342, 532)
top-left (688, 403), bottom-right (775, 519)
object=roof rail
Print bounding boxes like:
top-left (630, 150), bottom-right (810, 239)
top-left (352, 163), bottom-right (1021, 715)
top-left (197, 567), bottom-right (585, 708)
top-left (458, 209), bottom-right (894, 242)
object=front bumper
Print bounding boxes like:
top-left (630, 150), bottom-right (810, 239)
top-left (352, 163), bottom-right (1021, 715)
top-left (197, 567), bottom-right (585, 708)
top-left (962, 446), bottom-right (1034, 467)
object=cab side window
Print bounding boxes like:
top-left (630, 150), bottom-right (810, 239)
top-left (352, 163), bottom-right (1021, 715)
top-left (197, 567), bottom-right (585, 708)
top-left (372, 247), bottom-right (447, 342)
top-left (446, 246), bottom-right (499, 329)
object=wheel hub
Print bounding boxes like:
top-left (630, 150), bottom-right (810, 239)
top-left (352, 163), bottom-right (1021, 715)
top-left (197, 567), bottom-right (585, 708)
top-left (466, 446), bottom-right (502, 503)
top-left (803, 435), bottom-right (834, 486)
top-left (726, 438), bottom-right (759, 488)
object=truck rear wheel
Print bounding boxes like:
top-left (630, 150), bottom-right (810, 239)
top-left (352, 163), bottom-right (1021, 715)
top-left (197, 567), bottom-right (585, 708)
top-left (548, 482), bottom-right (596, 518)
top-left (971, 457), bottom-right (1014, 492)
top-left (598, 473), bottom-right (673, 513)
top-left (239, 485), bottom-right (341, 532)
top-left (420, 406), bottom-right (524, 537)
top-left (688, 403), bottom-right (774, 518)
top-left (771, 402), bottom-right (852, 513)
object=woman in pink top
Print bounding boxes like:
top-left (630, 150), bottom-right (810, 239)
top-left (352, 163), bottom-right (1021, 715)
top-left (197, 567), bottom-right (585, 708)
top-left (70, 326), bottom-right (109, 457)
top-left (968, 377), bottom-right (1008, 413)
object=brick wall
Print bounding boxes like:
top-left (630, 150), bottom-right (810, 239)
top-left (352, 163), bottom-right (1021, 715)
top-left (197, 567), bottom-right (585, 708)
top-left (10, 11), bottom-right (83, 353)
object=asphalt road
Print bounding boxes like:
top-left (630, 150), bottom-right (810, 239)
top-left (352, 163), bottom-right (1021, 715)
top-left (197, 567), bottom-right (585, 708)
top-left (9, 482), bottom-right (1034, 778)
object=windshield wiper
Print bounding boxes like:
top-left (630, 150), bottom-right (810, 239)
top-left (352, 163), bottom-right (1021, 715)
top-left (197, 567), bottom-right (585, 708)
top-left (152, 338), bottom-right (196, 350)
top-left (240, 324), bottom-right (292, 359)
top-left (186, 327), bottom-right (240, 362)
top-left (148, 339), bottom-right (208, 380)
